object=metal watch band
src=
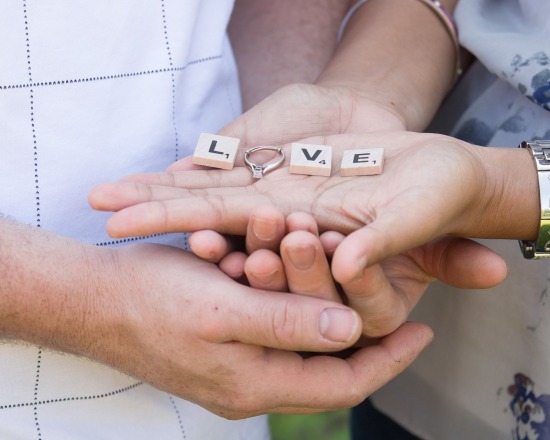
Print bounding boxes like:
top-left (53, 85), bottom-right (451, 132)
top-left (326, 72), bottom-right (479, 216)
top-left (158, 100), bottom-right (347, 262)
top-left (519, 140), bottom-right (550, 259)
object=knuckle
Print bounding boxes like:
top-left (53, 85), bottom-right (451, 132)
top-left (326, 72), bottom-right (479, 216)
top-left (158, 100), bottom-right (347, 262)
top-left (267, 300), bottom-right (303, 346)
top-left (347, 385), bottom-right (368, 407)
top-left (215, 391), bottom-right (265, 419)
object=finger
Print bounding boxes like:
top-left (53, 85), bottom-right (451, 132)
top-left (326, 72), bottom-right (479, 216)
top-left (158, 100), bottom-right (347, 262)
top-left (246, 206), bottom-right (286, 254)
top-left (189, 230), bottom-right (235, 263)
top-left (218, 287), bottom-right (363, 351)
top-left (166, 155), bottom-right (204, 172)
top-left (332, 209), bottom-right (442, 284)
top-left (105, 191), bottom-right (272, 238)
top-left (285, 212), bottom-right (319, 235)
top-left (244, 249), bottom-right (288, 292)
top-left (339, 260), bottom-right (412, 338)
top-left (409, 236), bottom-right (508, 289)
top-left (280, 231), bottom-right (341, 302)
top-left (247, 321), bottom-right (434, 414)
top-left (319, 231), bottom-right (345, 258)
top-left (89, 181), bottom-right (185, 211)
top-left (335, 237), bottom-right (508, 338)
top-left (89, 168), bottom-right (254, 212)
top-left (218, 251), bottom-right (248, 282)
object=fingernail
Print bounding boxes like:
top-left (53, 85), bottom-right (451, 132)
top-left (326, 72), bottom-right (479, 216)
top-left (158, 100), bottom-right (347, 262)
top-left (319, 308), bottom-right (358, 343)
top-left (352, 255), bottom-right (368, 280)
top-left (252, 217), bottom-right (278, 241)
top-left (287, 245), bottom-right (316, 270)
top-left (358, 254), bottom-right (368, 271)
top-left (250, 268), bottom-right (278, 284)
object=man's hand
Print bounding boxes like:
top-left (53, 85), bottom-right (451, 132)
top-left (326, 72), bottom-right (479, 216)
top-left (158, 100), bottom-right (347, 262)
top-left (0, 217), bottom-right (434, 419)
top-left (87, 243), bottom-right (436, 418)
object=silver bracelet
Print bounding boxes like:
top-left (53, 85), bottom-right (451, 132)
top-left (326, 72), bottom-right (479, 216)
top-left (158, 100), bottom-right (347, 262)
top-left (337, 0), bottom-right (369, 42)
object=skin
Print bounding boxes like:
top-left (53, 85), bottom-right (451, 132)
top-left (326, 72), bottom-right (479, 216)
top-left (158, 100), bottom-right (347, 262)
top-left (1, 0), bottom-right (473, 422)
top-left (90, 132), bottom-right (539, 245)
top-left (219, 0), bottom-right (460, 154)
top-left (1, 215), bottom-right (438, 418)
top-left (228, 0), bottom-right (353, 111)
top-left (3, 1), bottom-right (455, 420)
top-left (88, 131), bottom-right (538, 337)
top-left (190, 207), bottom-right (509, 338)
top-left (179, 0), bottom-right (467, 340)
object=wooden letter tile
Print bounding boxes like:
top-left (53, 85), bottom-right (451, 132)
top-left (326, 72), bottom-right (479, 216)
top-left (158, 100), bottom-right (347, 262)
top-left (340, 148), bottom-right (384, 176)
top-left (289, 143), bottom-right (332, 176)
top-left (192, 133), bottom-right (240, 170)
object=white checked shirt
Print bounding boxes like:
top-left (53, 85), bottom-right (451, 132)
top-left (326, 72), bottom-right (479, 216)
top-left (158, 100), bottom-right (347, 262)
top-left (0, 1), bottom-right (268, 438)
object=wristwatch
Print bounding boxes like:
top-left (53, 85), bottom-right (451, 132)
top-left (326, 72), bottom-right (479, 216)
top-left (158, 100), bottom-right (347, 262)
top-left (519, 140), bottom-right (550, 259)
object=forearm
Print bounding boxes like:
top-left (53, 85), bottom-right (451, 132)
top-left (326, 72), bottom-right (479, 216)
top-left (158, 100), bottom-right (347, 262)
top-left (229, 0), bottom-right (352, 110)
top-left (317, 0), bottom-right (459, 131)
top-left (0, 217), bottom-right (116, 356)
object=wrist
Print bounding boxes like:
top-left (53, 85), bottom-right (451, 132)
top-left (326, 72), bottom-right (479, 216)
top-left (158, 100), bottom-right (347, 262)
top-left (458, 145), bottom-right (539, 240)
top-left (0, 220), bottom-right (121, 358)
top-left (318, 0), bottom-right (459, 131)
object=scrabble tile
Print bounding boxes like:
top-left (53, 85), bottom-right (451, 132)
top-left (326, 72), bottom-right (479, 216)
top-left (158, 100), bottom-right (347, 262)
top-left (340, 148), bottom-right (384, 176)
top-left (192, 133), bottom-right (240, 170)
top-left (289, 143), bottom-right (332, 176)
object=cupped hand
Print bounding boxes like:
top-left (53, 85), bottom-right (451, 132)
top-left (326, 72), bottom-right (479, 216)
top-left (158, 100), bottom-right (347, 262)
top-left (165, 83), bottom-right (407, 175)
top-left (88, 242), bottom-right (433, 418)
top-left (89, 131), bottom-right (502, 279)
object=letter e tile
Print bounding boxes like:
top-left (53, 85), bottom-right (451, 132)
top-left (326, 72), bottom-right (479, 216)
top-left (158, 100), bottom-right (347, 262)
top-left (192, 133), bottom-right (240, 170)
top-left (340, 148), bottom-right (384, 176)
top-left (289, 143), bottom-right (332, 176)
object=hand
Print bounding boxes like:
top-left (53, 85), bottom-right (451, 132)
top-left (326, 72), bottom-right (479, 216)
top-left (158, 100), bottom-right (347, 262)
top-left (190, 207), bottom-right (341, 302)
top-left (189, 206), bottom-right (338, 298)
top-left (89, 131), bottom-right (524, 282)
top-left (215, 82), bottom-right (407, 148)
top-left (89, 243), bottom-right (433, 418)
top-left (190, 207), bottom-right (507, 338)
top-left (0, 217), bottom-right (433, 419)
top-left (165, 83), bottom-right (408, 177)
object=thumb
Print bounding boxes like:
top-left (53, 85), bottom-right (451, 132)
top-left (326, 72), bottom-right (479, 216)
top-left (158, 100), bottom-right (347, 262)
top-left (332, 208), bottom-right (442, 284)
top-left (221, 288), bottom-right (363, 352)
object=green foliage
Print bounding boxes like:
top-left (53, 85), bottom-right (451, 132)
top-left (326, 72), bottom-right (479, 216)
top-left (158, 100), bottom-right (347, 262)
top-left (269, 410), bottom-right (350, 440)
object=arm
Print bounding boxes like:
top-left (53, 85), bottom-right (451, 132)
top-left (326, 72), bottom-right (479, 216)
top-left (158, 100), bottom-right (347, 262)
top-left (229, 0), bottom-right (352, 110)
top-left (0, 217), bottom-right (110, 351)
top-left (89, 131), bottom-right (540, 266)
top-left (318, 0), bottom-right (460, 131)
top-left (0, 216), bottom-right (434, 417)
top-left (218, 0), bottom-right (460, 153)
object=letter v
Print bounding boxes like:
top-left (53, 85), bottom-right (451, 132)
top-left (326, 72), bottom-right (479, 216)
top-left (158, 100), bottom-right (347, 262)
top-left (302, 149), bottom-right (322, 161)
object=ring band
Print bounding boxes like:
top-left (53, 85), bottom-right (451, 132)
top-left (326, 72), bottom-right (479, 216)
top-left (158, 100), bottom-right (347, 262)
top-left (244, 146), bottom-right (285, 179)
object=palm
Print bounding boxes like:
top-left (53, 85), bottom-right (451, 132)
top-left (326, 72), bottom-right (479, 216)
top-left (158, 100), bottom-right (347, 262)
top-left (92, 131), bottom-right (478, 247)
top-left (218, 83), bottom-right (407, 149)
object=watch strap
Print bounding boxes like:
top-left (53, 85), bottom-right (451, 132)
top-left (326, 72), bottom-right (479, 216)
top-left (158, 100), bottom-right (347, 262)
top-left (519, 140), bottom-right (550, 259)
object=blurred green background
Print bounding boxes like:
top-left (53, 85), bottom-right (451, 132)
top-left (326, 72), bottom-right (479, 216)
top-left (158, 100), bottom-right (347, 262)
top-left (269, 409), bottom-right (350, 440)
